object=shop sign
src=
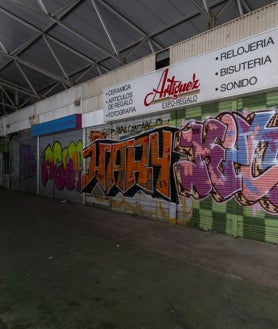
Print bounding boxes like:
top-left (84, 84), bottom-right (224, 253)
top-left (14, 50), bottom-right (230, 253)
top-left (31, 114), bottom-right (82, 137)
top-left (103, 28), bottom-right (278, 122)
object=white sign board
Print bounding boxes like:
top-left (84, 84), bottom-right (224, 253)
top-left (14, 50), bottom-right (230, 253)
top-left (104, 28), bottom-right (278, 121)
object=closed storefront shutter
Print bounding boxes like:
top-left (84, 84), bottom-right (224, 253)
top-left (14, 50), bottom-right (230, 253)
top-left (83, 113), bottom-right (175, 222)
top-left (83, 123), bottom-right (111, 209)
top-left (172, 91), bottom-right (278, 243)
top-left (39, 129), bottom-right (83, 203)
top-left (10, 129), bottom-right (37, 194)
top-left (172, 101), bottom-right (237, 232)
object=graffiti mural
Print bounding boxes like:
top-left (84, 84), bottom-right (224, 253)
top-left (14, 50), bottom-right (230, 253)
top-left (174, 109), bottom-right (278, 214)
top-left (41, 140), bottom-right (83, 192)
top-left (20, 143), bottom-right (36, 180)
top-left (111, 117), bottom-right (170, 139)
top-left (82, 127), bottom-right (178, 201)
top-left (83, 108), bottom-right (278, 215)
top-left (89, 130), bottom-right (107, 142)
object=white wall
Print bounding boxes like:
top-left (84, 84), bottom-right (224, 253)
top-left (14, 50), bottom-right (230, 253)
top-left (82, 109), bottom-right (104, 128)
top-left (2, 86), bottom-right (82, 136)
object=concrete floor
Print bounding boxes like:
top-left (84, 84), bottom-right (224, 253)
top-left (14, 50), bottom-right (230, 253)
top-left (1, 189), bottom-right (278, 329)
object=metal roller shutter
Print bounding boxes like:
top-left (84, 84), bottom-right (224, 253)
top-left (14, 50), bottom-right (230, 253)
top-left (83, 113), bottom-right (175, 222)
top-left (39, 129), bottom-right (83, 203)
top-left (173, 91), bottom-right (278, 243)
top-left (10, 129), bottom-right (37, 194)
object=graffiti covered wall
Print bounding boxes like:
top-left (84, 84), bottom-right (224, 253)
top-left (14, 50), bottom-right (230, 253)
top-left (83, 114), bottom-right (181, 220)
top-left (39, 130), bottom-right (83, 203)
top-left (172, 91), bottom-right (278, 242)
top-left (41, 140), bottom-right (83, 192)
top-left (83, 92), bottom-right (278, 242)
top-left (174, 109), bottom-right (278, 213)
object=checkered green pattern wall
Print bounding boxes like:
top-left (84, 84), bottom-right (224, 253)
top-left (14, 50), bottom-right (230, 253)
top-left (171, 91), bottom-right (278, 243)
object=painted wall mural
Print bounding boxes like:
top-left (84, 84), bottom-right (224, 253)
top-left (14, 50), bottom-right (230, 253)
top-left (83, 107), bottom-right (278, 215)
top-left (82, 127), bottom-right (178, 202)
top-left (111, 117), bottom-right (170, 139)
top-left (41, 140), bottom-right (83, 192)
top-left (174, 109), bottom-right (278, 214)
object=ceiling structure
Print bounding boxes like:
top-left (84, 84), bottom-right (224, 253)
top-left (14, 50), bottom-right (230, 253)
top-left (0, 0), bottom-right (275, 117)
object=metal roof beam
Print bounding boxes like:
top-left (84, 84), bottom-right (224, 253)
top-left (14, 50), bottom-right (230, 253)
top-left (0, 101), bottom-right (17, 111)
top-left (148, 39), bottom-right (156, 53)
top-left (124, 37), bottom-right (153, 60)
top-left (96, 0), bottom-right (164, 50)
top-left (42, 35), bottom-right (71, 84)
top-left (3, 1), bottom-right (124, 65)
top-left (19, 96), bottom-right (35, 109)
top-left (14, 61), bottom-right (38, 96)
top-left (241, 0), bottom-right (252, 12)
top-left (48, 16), bottom-right (125, 64)
top-left (0, 1), bottom-right (83, 69)
top-left (36, 0), bottom-right (49, 15)
top-left (0, 5), bottom-right (99, 74)
top-left (7, 0), bottom-right (48, 14)
top-left (190, 0), bottom-right (215, 27)
top-left (0, 50), bottom-right (70, 86)
top-left (44, 35), bottom-right (111, 75)
top-left (214, 0), bottom-right (233, 18)
top-left (41, 81), bottom-right (61, 97)
top-left (51, 0), bottom-right (82, 17)
top-left (202, 0), bottom-right (210, 13)
top-left (0, 79), bottom-right (42, 99)
top-left (0, 87), bottom-right (15, 108)
top-left (90, 0), bottom-right (118, 55)
top-left (10, 34), bottom-right (42, 58)
top-left (0, 6), bottom-right (39, 33)
top-left (45, 35), bottom-right (108, 70)
top-left (2, 1), bottom-right (122, 66)
top-left (74, 64), bottom-right (97, 83)
top-left (236, 0), bottom-right (244, 15)
top-left (97, 0), bottom-right (147, 37)
top-left (0, 41), bottom-right (8, 54)
top-left (70, 57), bottom-right (110, 83)
top-left (94, 0), bottom-right (227, 67)
top-left (145, 0), bottom-right (226, 40)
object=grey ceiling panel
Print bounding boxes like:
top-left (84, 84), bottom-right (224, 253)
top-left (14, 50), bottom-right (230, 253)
top-left (20, 38), bottom-right (67, 75)
top-left (42, 0), bottom-right (79, 15)
top-left (1, 61), bottom-right (31, 90)
top-left (0, 0), bottom-right (52, 30)
top-left (0, 11), bottom-right (37, 53)
top-left (48, 24), bottom-right (109, 61)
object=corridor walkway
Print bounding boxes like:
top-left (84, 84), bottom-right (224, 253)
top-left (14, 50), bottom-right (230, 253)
top-left (1, 188), bottom-right (278, 329)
